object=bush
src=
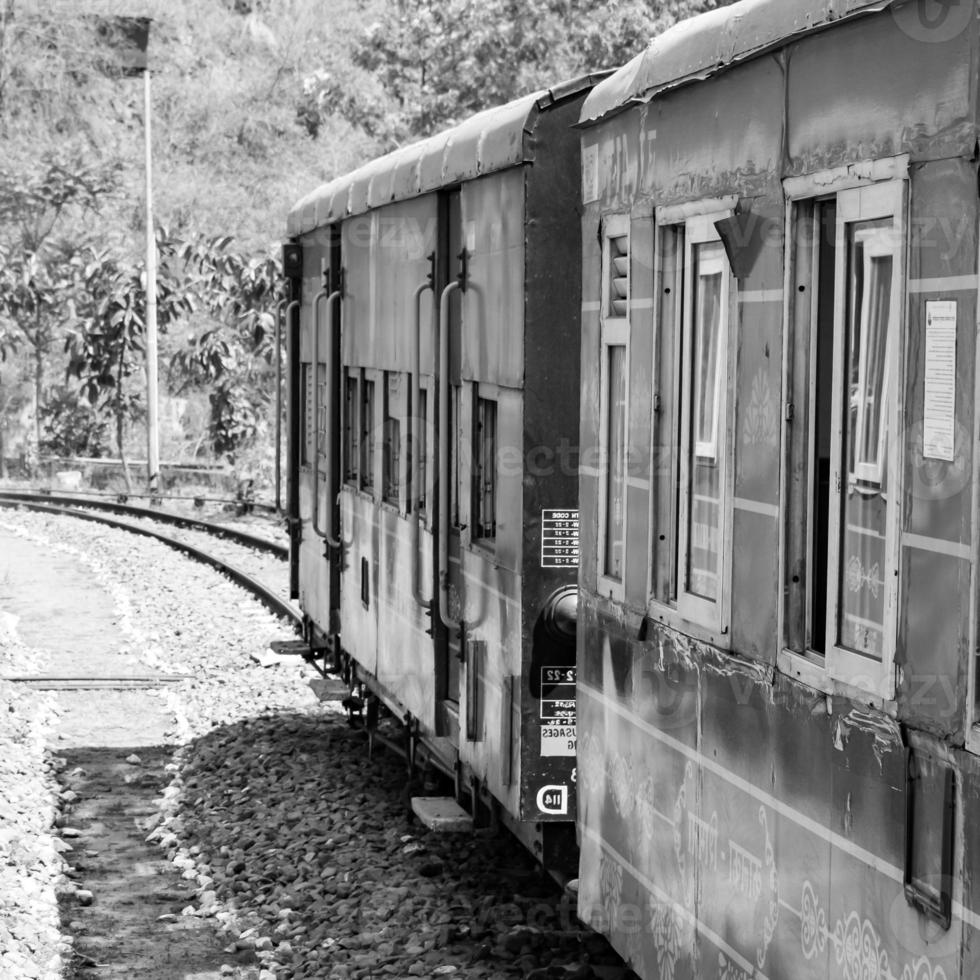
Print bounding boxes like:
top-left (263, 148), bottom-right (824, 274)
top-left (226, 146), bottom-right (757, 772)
top-left (39, 386), bottom-right (110, 458)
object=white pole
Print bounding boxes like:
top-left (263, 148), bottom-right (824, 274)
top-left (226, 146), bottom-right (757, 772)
top-left (144, 67), bottom-right (160, 495)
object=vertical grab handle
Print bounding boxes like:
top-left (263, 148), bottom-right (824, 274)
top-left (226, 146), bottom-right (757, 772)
top-left (278, 299), bottom-right (298, 516)
top-left (323, 288), bottom-right (345, 550)
top-left (310, 283), bottom-right (331, 540)
top-left (312, 280), bottom-right (345, 545)
top-left (437, 278), bottom-right (463, 632)
top-left (411, 275), bottom-right (434, 608)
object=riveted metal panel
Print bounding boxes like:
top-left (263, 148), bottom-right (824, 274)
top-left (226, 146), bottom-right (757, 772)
top-left (459, 170), bottom-right (525, 388)
top-left (341, 196), bottom-right (438, 371)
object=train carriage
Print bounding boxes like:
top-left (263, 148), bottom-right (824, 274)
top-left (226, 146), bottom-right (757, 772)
top-left (283, 75), bottom-right (604, 862)
top-left (576, 1), bottom-right (980, 978)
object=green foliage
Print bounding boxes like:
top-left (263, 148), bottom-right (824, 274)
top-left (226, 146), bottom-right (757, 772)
top-left (301, 0), bottom-right (738, 146)
top-left (65, 238), bottom-right (194, 461)
top-left (1, 0), bottom-right (741, 482)
top-left (38, 385), bottom-right (110, 458)
top-left (170, 235), bottom-right (285, 456)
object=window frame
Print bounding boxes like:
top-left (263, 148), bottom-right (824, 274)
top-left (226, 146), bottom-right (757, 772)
top-left (472, 389), bottom-right (498, 547)
top-left (826, 181), bottom-right (905, 699)
top-left (300, 360), bottom-right (312, 468)
top-left (343, 368), bottom-right (360, 487)
top-left (360, 369), bottom-right (379, 497)
top-left (778, 171), bottom-right (907, 703)
top-left (381, 370), bottom-right (404, 510)
top-left (597, 214), bottom-right (630, 601)
top-left (416, 375), bottom-right (432, 527)
top-left (674, 212), bottom-right (734, 633)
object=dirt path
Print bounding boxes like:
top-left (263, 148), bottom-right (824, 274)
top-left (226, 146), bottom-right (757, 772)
top-left (0, 523), bottom-right (256, 979)
top-left (60, 745), bottom-right (258, 980)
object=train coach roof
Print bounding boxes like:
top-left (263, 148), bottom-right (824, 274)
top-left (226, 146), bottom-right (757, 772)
top-left (287, 73), bottom-right (607, 237)
top-left (580, 0), bottom-right (898, 125)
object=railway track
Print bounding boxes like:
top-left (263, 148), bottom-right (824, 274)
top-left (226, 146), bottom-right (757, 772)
top-left (0, 490), bottom-right (301, 692)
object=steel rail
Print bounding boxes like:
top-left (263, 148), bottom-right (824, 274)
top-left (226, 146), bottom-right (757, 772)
top-left (0, 498), bottom-right (300, 627)
top-left (4, 675), bottom-right (195, 690)
top-left (0, 490), bottom-right (287, 559)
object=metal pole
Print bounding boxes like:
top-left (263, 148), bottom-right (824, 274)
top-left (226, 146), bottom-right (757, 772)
top-left (144, 67), bottom-right (160, 495)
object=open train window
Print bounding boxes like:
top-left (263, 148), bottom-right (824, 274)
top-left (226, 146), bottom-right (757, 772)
top-left (382, 372), bottom-right (402, 507)
top-left (472, 394), bottom-right (497, 545)
top-left (598, 215), bottom-right (629, 599)
top-left (315, 361), bottom-right (327, 473)
top-left (343, 370), bottom-right (358, 486)
top-left (650, 206), bottom-right (734, 640)
top-left (300, 362), bottom-right (312, 466)
top-left (781, 177), bottom-right (905, 701)
top-left (360, 376), bottom-right (376, 494)
top-left (450, 383), bottom-right (461, 528)
top-left (417, 384), bottom-right (429, 519)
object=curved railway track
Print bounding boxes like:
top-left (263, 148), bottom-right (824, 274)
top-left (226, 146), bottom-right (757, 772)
top-left (0, 490), bottom-right (296, 628)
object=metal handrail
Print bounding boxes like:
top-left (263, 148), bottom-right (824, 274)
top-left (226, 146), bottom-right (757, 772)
top-left (310, 285), bottom-right (331, 540)
top-left (437, 279), bottom-right (462, 632)
top-left (282, 299), bottom-right (300, 520)
top-left (322, 289), bottom-right (345, 550)
top-left (274, 299), bottom-right (290, 513)
top-left (411, 277), bottom-right (433, 608)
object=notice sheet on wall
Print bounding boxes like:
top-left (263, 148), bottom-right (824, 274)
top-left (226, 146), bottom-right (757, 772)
top-left (923, 301), bottom-right (957, 462)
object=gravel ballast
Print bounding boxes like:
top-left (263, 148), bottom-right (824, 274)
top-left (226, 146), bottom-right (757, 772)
top-left (0, 508), bottom-right (623, 980)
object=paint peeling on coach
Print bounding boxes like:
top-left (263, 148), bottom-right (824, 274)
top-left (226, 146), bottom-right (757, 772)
top-left (577, 1), bottom-right (980, 977)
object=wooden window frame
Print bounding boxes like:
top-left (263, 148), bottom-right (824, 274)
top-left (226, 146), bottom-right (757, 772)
top-left (675, 213), bottom-right (734, 633)
top-left (779, 174), bottom-right (907, 702)
top-left (649, 206), bottom-right (737, 644)
top-left (598, 214), bottom-right (630, 601)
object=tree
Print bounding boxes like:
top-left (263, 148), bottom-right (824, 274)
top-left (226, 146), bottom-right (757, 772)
top-left (0, 155), bottom-right (119, 468)
top-left (66, 240), bottom-right (193, 489)
top-left (300, 0), bottom-right (738, 147)
top-left (170, 235), bottom-right (284, 457)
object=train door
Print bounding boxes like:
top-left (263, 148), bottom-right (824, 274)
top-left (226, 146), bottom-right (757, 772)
top-left (436, 188), bottom-right (464, 740)
top-left (296, 229), bottom-right (342, 639)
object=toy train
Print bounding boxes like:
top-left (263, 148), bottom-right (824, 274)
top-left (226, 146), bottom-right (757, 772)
top-left (283, 1), bottom-right (980, 976)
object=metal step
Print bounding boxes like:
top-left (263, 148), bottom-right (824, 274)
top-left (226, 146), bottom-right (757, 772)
top-left (308, 677), bottom-right (350, 702)
top-left (268, 639), bottom-right (314, 657)
top-left (411, 796), bottom-right (474, 833)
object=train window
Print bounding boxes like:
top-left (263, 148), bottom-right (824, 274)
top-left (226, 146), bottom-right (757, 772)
top-left (417, 385), bottom-right (428, 519)
top-left (781, 178), bottom-right (905, 700)
top-left (649, 208), bottom-right (733, 637)
top-left (382, 372), bottom-right (401, 507)
top-left (315, 362), bottom-right (327, 470)
top-left (361, 377), bottom-right (376, 494)
top-left (450, 384), bottom-right (461, 528)
top-left (300, 362), bottom-right (312, 466)
top-left (678, 225), bottom-right (731, 624)
top-left (343, 371), bottom-right (358, 485)
top-left (598, 215), bottom-right (629, 597)
top-left (473, 396), bottom-right (497, 544)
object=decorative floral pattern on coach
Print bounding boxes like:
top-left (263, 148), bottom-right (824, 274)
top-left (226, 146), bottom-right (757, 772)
top-left (799, 881), bottom-right (949, 980)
